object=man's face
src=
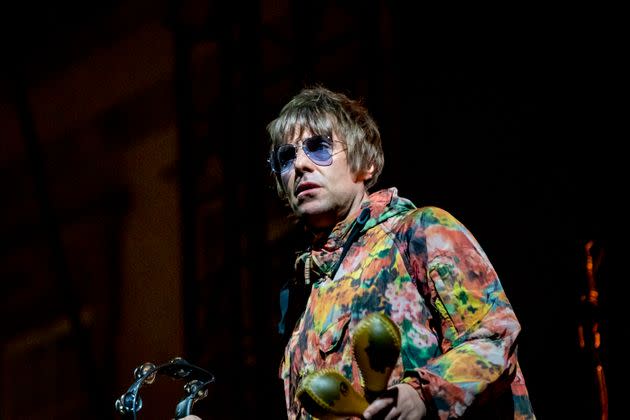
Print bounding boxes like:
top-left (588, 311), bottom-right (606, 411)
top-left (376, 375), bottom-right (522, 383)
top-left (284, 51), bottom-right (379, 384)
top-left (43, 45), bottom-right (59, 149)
top-left (280, 130), bottom-right (369, 229)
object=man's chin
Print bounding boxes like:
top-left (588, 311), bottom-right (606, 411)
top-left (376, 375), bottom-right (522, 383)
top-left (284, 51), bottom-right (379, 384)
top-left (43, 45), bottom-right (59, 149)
top-left (293, 197), bottom-right (319, 213)
top-left (295, 207), bottom-right (323, 220)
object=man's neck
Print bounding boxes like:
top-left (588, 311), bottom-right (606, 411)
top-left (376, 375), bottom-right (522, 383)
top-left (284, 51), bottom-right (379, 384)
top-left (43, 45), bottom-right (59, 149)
top-left (306, 190), bottom-right (371, 243)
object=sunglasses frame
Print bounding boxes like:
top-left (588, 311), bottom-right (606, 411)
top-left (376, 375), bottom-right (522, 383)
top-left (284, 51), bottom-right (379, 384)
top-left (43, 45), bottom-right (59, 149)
top-left (268, 135), bottom-right (336, 174)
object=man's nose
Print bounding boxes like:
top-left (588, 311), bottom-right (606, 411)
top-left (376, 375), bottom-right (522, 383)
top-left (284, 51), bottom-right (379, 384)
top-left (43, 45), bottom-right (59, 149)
top-left (293, 145), bottom-right (312, 171)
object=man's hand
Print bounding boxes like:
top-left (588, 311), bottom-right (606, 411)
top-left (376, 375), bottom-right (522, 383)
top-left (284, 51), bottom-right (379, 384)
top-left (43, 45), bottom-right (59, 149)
top-left (177, 416), bottom-right (201, 420)
top-left (363, 383), bottom-right (427, 419)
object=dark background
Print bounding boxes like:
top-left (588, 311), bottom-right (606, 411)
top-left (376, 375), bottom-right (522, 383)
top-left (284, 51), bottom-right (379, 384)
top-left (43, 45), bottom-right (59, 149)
top-left (0, 1), bottom-right (619, 419)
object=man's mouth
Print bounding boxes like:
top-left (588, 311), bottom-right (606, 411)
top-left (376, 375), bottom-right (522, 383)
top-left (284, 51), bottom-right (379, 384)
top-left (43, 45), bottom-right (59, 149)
top-left (295, 182), bottom-right (320, 196)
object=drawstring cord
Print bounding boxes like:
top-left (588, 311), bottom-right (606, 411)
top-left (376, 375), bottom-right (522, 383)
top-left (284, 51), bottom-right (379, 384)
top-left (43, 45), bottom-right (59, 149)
top-left (324, 207), bottom-right (371, 281)
top-left (280, 207), bottom-right (370, 335)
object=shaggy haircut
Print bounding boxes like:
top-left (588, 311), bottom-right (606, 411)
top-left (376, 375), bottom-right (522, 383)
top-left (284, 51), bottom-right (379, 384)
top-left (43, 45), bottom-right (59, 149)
top-left (267, 86), bottom-right (384, 197)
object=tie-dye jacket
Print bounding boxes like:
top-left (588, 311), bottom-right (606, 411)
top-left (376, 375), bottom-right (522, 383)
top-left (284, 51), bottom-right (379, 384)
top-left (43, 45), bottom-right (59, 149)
top-left (280, 188), bottom-right (535, 419)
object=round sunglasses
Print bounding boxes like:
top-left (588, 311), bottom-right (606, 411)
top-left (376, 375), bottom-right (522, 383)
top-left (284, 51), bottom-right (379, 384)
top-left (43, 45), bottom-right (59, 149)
top-left (269, 135), bottom-right (343, 174)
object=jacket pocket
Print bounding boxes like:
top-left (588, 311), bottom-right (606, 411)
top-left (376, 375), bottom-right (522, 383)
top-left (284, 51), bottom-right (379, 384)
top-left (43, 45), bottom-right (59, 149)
top-left (319, 313), bottom-right (351, 355)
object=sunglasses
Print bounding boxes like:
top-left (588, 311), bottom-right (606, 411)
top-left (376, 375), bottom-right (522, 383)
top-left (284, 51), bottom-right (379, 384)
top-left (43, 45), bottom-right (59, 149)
top-left (269, 135), bottom-right (342, 174)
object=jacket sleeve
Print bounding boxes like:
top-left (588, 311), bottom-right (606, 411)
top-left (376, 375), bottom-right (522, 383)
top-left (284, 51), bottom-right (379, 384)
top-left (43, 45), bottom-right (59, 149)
top-left (406, 207), bottom-right (521, 418)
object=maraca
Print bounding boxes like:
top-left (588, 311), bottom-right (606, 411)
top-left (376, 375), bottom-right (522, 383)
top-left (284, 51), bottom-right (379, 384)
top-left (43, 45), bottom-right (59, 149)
top-left (352, 312), bottom-right (402, 401)
top-left (296, 369), bottom-right (369, 419)
top-left (297, 312), bottom-right (402, 417)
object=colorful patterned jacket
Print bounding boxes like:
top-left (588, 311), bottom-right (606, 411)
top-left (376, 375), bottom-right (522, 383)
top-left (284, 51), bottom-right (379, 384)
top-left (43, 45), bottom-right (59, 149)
top-left (280, 188), bottom-right (535, 419)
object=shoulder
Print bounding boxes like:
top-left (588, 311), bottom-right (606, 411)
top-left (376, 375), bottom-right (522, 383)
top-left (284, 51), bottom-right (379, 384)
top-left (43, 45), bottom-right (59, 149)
top-left (415, 206), bottom-right (465, 230)
top-left (386, 206), bottom-right (475, 253)
top-left (393, 205), bottom-right (463, 231)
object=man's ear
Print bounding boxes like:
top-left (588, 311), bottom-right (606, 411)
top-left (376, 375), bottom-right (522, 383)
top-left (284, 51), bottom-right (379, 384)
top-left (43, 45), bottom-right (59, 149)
top-left (355, 163), bottom-right (375, 182)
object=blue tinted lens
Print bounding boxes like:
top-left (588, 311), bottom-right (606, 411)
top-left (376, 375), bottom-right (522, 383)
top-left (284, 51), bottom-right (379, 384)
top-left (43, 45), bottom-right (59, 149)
top-left (303, 136), bottom-right (333, 165)
top-left (276, 144), bottom-right (296, 173)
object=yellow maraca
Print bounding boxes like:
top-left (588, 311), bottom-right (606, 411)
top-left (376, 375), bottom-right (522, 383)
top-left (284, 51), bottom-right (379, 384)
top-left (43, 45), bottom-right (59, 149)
top-left (296, 369), bottom-right (369, 419)
top-left (352, 312), bottom-right (402, 402)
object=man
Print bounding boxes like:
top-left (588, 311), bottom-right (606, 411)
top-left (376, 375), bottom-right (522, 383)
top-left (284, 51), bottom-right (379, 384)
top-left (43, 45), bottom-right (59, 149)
top-left (266, 86), bottom-right (535, 419)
